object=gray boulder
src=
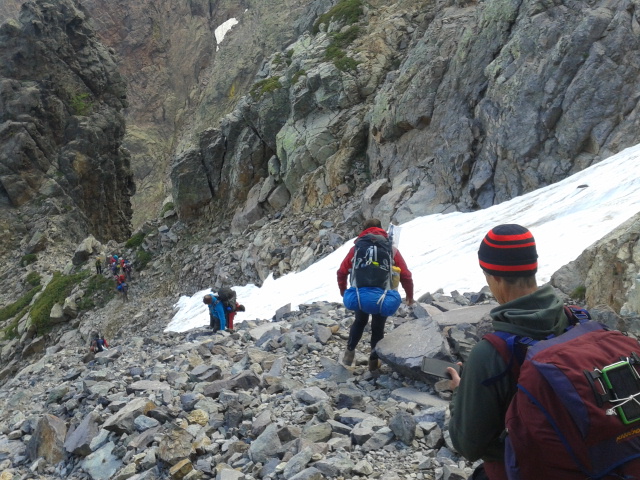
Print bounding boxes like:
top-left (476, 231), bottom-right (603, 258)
top-left (64, 411), bottom-right (101, 456)
top-left (26, 414), bottom-right (67, 463)
top-left (375, 317), bottom-right (452, 382)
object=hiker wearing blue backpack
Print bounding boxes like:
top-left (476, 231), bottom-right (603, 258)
top-left (447, 224), bottom-right (640, 480)
top-left (337, 219), bottom-right (414, 371)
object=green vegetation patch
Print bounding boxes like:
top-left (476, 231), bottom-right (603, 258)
top-left (30, 271), bottom-right (89, 334)
top-left (2, 319), bottom-right (20, 341)
top-left (325, 45), bottom-right (358, 72)
top-left (313, 0), bottom-right (363, 34)
top-left (21, 254), bottom-right (37, 267)
top-left (26, 272), bottom-right (41, 287)
top-left (160, 202), bottom-right (175, 216)
top-left (571, 285), bottom-right (586, 301)
top-left (0, 286), bottom-right (41, 323)
top-left (323, 26), bottom-right (361, 73)
top-left (291, 69), bottom-right (306, 85)
top-left (77, 274), bottom-right (116, 311)
top-left (334, 56), bottom-right (358, 72)
top-left (331, 26), bottom-right (360, 48)
top-left (125, 232), bottom-right (146, 249)
top-left (70, 93), bottom-right (93, 116)
top-left (135, 250), bottom-right (153, 271)
top-left (250, 77), bottom-right (283, 100)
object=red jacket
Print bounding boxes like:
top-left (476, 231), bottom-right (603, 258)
top-left (337, 227), bottom-right (414, 301)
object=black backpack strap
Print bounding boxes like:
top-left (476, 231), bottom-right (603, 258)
top-left (564, 305), bottom-right (591, 326)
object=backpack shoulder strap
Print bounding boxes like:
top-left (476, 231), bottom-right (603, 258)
top-left (563, 305), bottom-right (591, 325)
top-left (481, 331), bottom-right (526, 386)
top-left (481, 305), bottom-right (592, 387)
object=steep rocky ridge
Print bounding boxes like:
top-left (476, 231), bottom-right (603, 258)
top-left (79, 0), bottom-right (329, 227)
top-left (172, 0), bottom-right (640, 235)
top-left (0, 0), bottom-right (134, 267)
top-left (0, 0), bottom-right (332, 227)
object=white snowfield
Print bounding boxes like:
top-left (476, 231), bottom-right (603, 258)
top-left (214, 18), bottom-right (238, 49)
top-left (166, 143), bottom-right (640, 333)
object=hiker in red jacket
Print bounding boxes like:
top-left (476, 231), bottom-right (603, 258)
top-left (226, 301), bottom-right (246, 331)
top-left (337, 218), bottom-right (414, 371)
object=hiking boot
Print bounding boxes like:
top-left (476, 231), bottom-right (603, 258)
top-left (368, 357), bottom-right (381, 371)
top-left (342, 348), bottom-right (355, 366)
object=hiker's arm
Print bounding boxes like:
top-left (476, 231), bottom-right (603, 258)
top-left (336, 248), bottom-right (354, 295)
top-left (448, 340), bottom-right (512, 462)
top-left (393, 250), bottom-right (414, 303)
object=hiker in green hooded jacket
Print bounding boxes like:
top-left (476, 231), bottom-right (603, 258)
top-left (447, 224), bottom-right (570, 480)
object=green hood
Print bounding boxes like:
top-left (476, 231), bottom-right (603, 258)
top-left (490, 284), bottom-right (569, 339)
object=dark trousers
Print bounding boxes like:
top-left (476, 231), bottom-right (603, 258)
top-left (347, 310), bottom-right (387, 359)
top-left (210, 314), bottom-right (220, 331)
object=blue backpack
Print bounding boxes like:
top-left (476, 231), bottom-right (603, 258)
top-left (343, 233), bottom-right (401, 316)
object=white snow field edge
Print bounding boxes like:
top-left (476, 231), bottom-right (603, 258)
top-left (166, 143), bottom-right (640, 332)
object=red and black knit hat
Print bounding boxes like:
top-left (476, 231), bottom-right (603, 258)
top-left (478, 224), bottom-right (538, 277)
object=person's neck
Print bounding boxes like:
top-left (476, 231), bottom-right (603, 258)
top-left (502, 285), bottom-right (537, 304)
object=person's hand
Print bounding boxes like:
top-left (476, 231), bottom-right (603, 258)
top-left (447, 362), bottom-right (463, 390)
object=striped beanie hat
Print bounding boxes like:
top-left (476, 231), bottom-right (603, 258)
top-left (478, 224), bottom-right (538, 277)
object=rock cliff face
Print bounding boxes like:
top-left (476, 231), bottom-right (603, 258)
top-left (0, 0), bottom-right (134, 259)
top-left (552, 211), bottom-right (640, 315)
top-left (74, 0), bottom-right (327, 226)
top-left (171, 0), bottom-right (640, 232)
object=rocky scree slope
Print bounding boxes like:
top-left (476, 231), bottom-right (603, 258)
top-left (0, 296), bottom-right (476, 480)
top-left (1, 260), bottom-right (638, 480)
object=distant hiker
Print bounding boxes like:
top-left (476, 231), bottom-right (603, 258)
top-left (124, 260), bottom-right (133, 281)
top-left (447, 224), bottom-right (640, 479)
top-left (219, 287), bottom-right (245, 331)
top-left (90, 333), bottom-right (109, 352)
top-left (95, 256), bottom-right (102, 275)
top-left (117, 281), bottom-right (128, 302)
top-left (337, 218), bottom-right (414, 371)
top-left (115, 274), bottom-right (128, 302)
top-left (203, 288), bottom-right (244, 333)
top-left (203, 293), bottom-right (225, 332)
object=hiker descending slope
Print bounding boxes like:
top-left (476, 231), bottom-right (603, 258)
top-left (115, 273), bottom-right (128, 302)
top-left (89, 332), bottom-right (109, 352)
top-left (447, 224), bottom-right (640, 480)
top-left (337, 218), bottom-right (414, 371)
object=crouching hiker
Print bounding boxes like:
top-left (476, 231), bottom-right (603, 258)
top-left (203, 293), bottom-right (225, 332)
top-left (203, 288), bottom-right (245, 333)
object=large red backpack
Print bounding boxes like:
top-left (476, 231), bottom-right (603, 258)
top-left (484, 308), bottom-right (640, 479)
